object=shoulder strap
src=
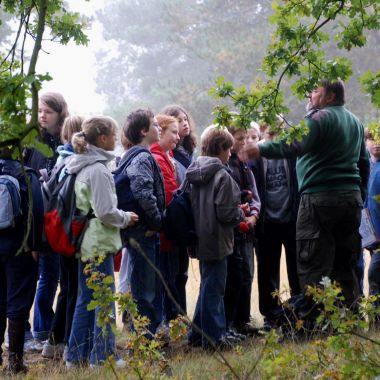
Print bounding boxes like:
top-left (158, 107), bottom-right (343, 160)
top-left (115, 146), bottom-right (150, 174)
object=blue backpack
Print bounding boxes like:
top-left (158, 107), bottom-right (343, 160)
top-left (113, 146), bottom-right (151, 225)
top-left (0, 161), bottom-right (27, 230)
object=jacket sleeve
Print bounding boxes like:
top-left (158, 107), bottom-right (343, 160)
top-left (214, 173), bottom-right (244, 226)
top-left (89, 167), bottom-right (131, 229)
top-left (248, 175), bottom-right (261, 218)
top-left (127, 152), bottom-right (162, 231)
top-left (29, 170), bottom-right (44, 251)
top-left (259, 116), bottom-right (322, 159)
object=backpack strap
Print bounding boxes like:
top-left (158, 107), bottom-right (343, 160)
top-left (114, 146), bottom-right (151, 175)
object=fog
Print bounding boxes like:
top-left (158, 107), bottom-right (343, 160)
top-left (37, 0), bottom-right (107, 116)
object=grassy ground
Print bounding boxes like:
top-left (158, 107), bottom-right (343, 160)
top-left (1, 251), bottom-right (372, 379)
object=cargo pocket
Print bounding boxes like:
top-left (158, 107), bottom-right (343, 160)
top-left (296, 200), bottom-right (320, 264)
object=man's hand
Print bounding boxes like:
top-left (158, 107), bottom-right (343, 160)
top-left (238, 142), bottom-right (261, 161)
top-left (145, 230), bottom-right (157, 237)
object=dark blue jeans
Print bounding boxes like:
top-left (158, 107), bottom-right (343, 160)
top-left (33, 252), bottom-right (59, 340)
top-left (67, 256), bottom-right (116, 365)
top-left (190, 257), bottom-right (227, 347)
top-left (126, 234), bottom-right (161, 335)
top-left (0, 252), bottom-right (38, 359)
top-left (0, 252), bottom-right (38, 320)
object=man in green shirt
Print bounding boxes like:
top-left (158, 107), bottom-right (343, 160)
top-left (242, 80), bottom-right (369, 322)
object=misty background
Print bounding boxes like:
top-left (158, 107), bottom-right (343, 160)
top-left (1, 0), bottom-right (379, 136)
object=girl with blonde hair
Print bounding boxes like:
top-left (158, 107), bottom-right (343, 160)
top-left (64, 116), bottom-right (138, 368)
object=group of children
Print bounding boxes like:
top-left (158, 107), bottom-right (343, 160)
top-left (0, 91), bottom-right (306, 373)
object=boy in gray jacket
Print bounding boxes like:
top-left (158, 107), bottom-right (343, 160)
top-left (187, 125), bottom-right (244, 350)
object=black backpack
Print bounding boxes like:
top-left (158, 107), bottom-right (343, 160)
top-left (162, 180), bottom-right (196, 247)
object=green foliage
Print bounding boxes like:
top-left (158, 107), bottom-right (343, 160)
top-left (360, 70), bottom-right (380, 108)
top-left (259, 280), bottom-right (380, 379)
top-left (211, 0), bottom-right (380, 141)
top-left (86, 255), bottom-right (181, 379)
top-left (0, 0), bottom-right (88, 155)
top-left (86, 256), bottom-right (117, 335)
top-left (366, 119), bottom-right (380, 144)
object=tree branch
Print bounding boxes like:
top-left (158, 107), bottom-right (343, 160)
top-left (27, 0), bottom-right (48, 129)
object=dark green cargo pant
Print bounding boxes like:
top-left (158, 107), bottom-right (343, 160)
top-left (296, 190), bottom-right (362, 308)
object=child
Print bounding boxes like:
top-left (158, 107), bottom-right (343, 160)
top-left (187, 125), bottom-right (244, 350)
top-left (151, 114), bottom-right (181, 323)
top-left (246, 121), bottom-right (261, 144)
top-left (364, 129), bottom-right (380, 304)
top-left (160, 104), bottom-right (197, 184)
top-left (250, 121), bottom-right (301, 330)
top-left (64, 116), bottom-right (138, 368)
top-left (42, 115), bottom-right (84, 359)
top-left (24, 92), bottom-right (69, 351)
top-left (225, 126), bottom-right (260, 337)
top-left (0, 147), bottom-right (44, 374)
top-left (160, 105), bottom-right (197, 313)
top-left (120, 109), bottom-right (165, 336)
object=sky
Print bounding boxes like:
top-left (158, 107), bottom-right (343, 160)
top-left (36, 0), bottom-right (108, 116)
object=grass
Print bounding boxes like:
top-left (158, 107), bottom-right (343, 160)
top-left (3, 252), bottom-right (374, 379)
top-left (5, 323), bottom-right (380, 379)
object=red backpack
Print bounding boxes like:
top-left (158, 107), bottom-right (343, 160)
top-left (44, 170), bottom-right (93, 257)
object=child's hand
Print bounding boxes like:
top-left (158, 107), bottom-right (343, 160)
top-left (240, 203), bottom-right (250, 216)
top-left (245, 215), bottom-right (257, 228)
top-left (128, 212), bottom-right (139, 226)
top-left (31, 251), bottom-right (39, 262)
top-left (241, 190), bottom-right (253, 203)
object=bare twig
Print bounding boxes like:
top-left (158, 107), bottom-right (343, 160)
top-left (27, 0), bottom-right (48, 130)
top-left (128, 238), bottom-right (242, 380)
top-left (20, 7), bottom-right (32, 74)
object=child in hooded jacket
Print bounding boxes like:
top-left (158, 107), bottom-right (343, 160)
top-left (64, 116), bottom-right (138, 368)
top-left (187, 126), bottom-right (244, 349)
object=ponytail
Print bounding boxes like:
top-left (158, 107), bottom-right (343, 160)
top-left (72, 116), bottom-right (118, 154)
top-left (72, 131), bottom-right (87, 154)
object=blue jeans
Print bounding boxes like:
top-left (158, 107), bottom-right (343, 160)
top-left (66, 255), bottom-right (116, 365)
top-left (33, 252), bottom-right (59, 340)
top-left (190, 257), bottom-right (227, 347)
top-left (126, 234), bottom-right (161, 335)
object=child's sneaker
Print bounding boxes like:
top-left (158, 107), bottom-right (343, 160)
top-left (65, 361), bottom-right (76, 369)
top-left (24, 338), bottom-right (44, 353)
top-left (41, 341), bottom-right (65, 358)
top-left (115, 358), bottom-right (126, 368)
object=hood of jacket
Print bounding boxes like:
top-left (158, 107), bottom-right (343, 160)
top-left (57, 143), bottom-right (74, 160)
top-left (186, 156), bottom-right (226, 185)
top-left (65, 144), bottom-right (115, 174)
